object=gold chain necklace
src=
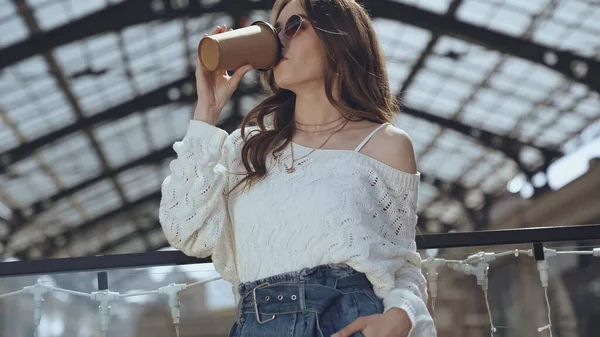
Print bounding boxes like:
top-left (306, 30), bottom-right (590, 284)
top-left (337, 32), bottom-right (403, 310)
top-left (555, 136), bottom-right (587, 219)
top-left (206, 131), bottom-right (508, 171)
top-left (294, 120), bottom-right (346, 133)
top-left (294, 115), bottom-right (343, 127)
top-left (285, 117), bottom-right (351, 174)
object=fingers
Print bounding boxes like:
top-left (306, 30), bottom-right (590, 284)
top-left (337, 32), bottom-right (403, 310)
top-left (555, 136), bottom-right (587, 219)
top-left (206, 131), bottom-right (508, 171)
top-left (198, 25), bottom-right (230, 71)
top-left (211, 24), bottom-right (227, 34)
top-left (228, 64), bottom-right (254, 86)
top-left (331, 317), bottom-right (368, 337)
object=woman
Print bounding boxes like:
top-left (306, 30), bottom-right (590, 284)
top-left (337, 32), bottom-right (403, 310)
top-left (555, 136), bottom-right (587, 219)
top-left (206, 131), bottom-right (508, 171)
top-left (159, 0), bottom-right (435, 336)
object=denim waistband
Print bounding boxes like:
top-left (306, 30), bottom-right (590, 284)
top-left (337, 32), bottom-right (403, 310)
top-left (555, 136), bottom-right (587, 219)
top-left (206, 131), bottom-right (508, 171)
top-left (236, 264), bottom-right (372, 322)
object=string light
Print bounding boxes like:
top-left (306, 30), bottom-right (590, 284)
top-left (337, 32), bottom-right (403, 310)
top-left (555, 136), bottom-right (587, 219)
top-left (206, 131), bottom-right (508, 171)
top-left (422, 247), bottom-right (600, 336)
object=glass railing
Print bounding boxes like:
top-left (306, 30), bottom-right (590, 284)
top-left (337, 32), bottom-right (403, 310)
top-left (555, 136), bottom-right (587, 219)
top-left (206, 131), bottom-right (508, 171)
top-left (0, 253), bottom-right (237, 337)
top-left (0, 224), bottom-right (599, 337)
top-left (422, 238), bottom-right (600, 337)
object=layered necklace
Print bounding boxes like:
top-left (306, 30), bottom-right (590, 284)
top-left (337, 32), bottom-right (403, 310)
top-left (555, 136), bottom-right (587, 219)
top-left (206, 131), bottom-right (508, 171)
top-left (284, 115), bottom-right (352, 174)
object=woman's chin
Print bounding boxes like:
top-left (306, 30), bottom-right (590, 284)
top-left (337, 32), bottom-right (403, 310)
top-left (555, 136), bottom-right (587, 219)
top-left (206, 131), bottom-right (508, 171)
top-left (274, 74), bottom-right (293, 90)
top-left (274, 71), bottom-right (316, 92)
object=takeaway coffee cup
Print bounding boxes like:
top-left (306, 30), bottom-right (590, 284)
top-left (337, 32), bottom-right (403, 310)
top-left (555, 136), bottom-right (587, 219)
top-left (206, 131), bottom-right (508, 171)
top-left (198, 21), bottom-right (282, 71)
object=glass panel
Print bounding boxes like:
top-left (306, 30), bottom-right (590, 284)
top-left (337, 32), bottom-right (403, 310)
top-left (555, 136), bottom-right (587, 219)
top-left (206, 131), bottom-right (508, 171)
top-left (420, 239), bottom-right (600, 337)
top-left (0, 262), bottom-right (236, 337)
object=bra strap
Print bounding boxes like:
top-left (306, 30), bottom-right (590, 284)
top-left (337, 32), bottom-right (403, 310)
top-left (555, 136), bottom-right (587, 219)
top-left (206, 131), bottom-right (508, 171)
top-left (353, 123), bottom-right (390, 152)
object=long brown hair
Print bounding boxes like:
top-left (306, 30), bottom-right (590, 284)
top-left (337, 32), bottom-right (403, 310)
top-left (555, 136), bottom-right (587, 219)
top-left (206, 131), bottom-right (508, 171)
top-left (230, 0), bottom-right (398, 194)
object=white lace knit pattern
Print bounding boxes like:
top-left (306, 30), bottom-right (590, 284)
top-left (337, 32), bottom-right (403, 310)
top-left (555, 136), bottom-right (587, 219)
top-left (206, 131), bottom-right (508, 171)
top-left (159, 120), bottom-right (436, 336)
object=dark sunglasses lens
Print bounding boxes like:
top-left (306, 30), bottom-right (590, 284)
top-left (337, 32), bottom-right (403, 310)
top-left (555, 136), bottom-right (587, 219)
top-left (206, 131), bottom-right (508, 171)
top-left (284, 15), bottom-right (302, 39)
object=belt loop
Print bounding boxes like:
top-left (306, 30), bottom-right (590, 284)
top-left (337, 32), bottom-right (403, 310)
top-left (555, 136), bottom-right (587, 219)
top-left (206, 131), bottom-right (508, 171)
top-left (236, 292), bottom-right (244, 326)
top-left (299, 283), bottom-right (306, 313)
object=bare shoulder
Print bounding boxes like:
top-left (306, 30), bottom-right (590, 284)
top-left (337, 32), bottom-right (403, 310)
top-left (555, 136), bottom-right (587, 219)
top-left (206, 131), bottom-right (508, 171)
top-left (361, 123), bottom-right (418, 174)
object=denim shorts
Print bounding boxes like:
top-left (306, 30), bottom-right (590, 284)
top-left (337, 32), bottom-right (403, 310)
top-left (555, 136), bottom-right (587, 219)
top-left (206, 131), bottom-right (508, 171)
top-left (229, 264), bottom-right (384, 337)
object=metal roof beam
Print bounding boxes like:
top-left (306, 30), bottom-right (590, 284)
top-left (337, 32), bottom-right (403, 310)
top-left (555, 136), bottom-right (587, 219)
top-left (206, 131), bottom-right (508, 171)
top-left (0, 76), bottom-right (260, 171)
top-left (402, 106), bottom-right (563, 178)
top-left (396, 0), bottom-right (463, 99)
top-left (0, 0), bottom-right (272, 69)
top-left (11, 191), bottom-right (161, 258)
top-left (5, 110), bottom-right (245, 230)
top-left (1, 0), bottom-right (598, 92)
top-left (0, 81), bottom-right (560, 178)
top-left (13, 0), bottom-right (154, 250)
top-left (367, 0), bottom-right (600, 93)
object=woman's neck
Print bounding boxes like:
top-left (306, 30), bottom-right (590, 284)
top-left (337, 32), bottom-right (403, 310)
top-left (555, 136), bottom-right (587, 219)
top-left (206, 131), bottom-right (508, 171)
top-left (292, 83), bottom-right (342, 126)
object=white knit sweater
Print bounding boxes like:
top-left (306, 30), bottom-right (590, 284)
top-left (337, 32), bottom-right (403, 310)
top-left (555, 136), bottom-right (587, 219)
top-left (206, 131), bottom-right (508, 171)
top-left (159, 120), bottom-right (436, 336)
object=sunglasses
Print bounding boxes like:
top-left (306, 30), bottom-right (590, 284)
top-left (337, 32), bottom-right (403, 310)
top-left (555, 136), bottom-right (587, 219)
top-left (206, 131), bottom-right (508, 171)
top-left (276, 14), bottom-right (308, 41)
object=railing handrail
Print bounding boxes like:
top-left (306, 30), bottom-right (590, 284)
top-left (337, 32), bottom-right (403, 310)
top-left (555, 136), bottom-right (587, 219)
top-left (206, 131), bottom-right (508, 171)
top-left (417, 224), bottom-right (600, 248)
top-left (1, 224), bottom-right (598, 278)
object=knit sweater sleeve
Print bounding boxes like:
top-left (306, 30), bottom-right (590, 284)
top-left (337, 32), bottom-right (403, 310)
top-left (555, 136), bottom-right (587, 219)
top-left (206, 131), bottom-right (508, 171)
top-left (383, 251), bottom-right (435, 337)
top-left (159, 119), bottom-right (243, 258)
top-left (379, 176), bottom-right (436, 337)
top-left (353, 168), bottom-right (435, 337)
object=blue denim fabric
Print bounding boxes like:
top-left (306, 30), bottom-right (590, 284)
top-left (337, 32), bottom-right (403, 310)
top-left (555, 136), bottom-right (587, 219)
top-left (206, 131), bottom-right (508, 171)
top-left (229, 264), bottom-right (384, 337)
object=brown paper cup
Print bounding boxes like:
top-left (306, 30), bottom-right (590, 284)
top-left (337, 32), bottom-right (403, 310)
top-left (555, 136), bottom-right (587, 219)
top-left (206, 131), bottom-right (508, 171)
top-left (198, 21), bottom-right (281, 71)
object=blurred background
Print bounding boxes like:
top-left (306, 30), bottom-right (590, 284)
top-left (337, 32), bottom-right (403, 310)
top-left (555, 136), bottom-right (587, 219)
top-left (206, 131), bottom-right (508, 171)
top-left (0, 0), bottom-right (599, 336)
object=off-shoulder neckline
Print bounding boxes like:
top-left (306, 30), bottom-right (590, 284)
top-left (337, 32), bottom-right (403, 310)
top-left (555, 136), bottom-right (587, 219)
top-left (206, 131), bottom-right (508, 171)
top-left (289, 141), bottom-right (420, 189)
